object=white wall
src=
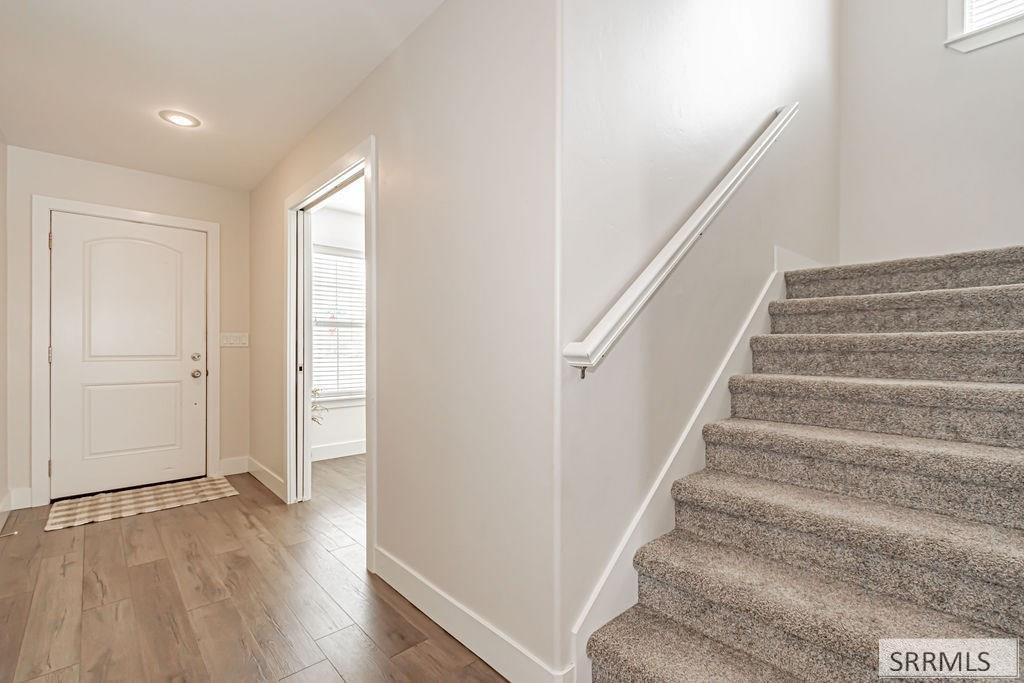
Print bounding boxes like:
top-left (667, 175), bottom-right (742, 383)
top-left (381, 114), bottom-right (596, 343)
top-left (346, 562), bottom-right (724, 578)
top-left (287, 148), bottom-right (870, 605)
top-left (0, 128), bottom-right (8, 525)
top-left (559, 0), bottom-right (840, 672)
top-left (839, 0), bottom-right (1024, 263)
top-left (5, 147), bottom-right (251, 497)
top-left (248, 0), bottom-right (559, 677)
top-left (311, 206), bottom-right (366, 460)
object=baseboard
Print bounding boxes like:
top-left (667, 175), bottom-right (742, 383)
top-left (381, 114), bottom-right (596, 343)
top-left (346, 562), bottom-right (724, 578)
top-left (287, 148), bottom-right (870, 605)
top-left (218, 455), bottom-right (250, 476)
top-left (568, 246), bottom-right (831, 681)
top-left (312, 439), bottom-right (366, 462)
top-left (375, 547), bottom-right (574, 683)
top-left (0, 489), bottom-right (11, 532)
top-left (247, 456), bottom-right (287, 502)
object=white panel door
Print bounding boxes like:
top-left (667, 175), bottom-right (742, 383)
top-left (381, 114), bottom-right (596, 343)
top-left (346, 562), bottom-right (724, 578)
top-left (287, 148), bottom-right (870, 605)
top-left (50, 211), bottom-right (207, 498)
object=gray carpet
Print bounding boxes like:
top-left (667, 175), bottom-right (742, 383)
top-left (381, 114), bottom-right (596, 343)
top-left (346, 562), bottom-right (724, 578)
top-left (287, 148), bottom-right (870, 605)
top-left (587, 245), bottom-right (1024, 681)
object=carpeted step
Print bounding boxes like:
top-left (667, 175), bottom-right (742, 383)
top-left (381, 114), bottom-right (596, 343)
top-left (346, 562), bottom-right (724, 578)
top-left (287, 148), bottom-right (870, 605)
top-left (751, 330), bottom-right (1024, 383)
top-left (703, 418), bottom-right (1024, 529)
top-left (729, 373), bottom-right (1024, 448)
top-left (634, 532), bottom-right (1013, 682)
top-left (769, 284), bottom-right (1024, 334)
top-left (784, 245), bottom-right (1024, 299)
top-left (672, 471), bottom-right (1024, 633)
top-left (587, 604), bottom-right (795, 682)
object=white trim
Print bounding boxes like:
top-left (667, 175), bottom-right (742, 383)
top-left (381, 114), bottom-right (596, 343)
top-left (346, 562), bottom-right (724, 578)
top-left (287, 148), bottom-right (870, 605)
top-left (0, 490), bottom-right (11, 531)
top-left (946, 0), bottom-right (1024, 51)
top-left (218, 455), bottom-right (251, 476)
top-left (561, 103), bottom-right (799, 372)
top-left (247, 456), bottom-right (287, 499)
top-left (568, 246), bottom-right (824, 682)
top-left (375, 547), bottom-right (574, 683)
top-left (30, 196), bottom-right (220, 507)
top-left (284, 137), bottom-right (378, 572)
top-left (10, 487), bottom-right (33, 511)
top-left (311, 439), bottom-right (366, 461)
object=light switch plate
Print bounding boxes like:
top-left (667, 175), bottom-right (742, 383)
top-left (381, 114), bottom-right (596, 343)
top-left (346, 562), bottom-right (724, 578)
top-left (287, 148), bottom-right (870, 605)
top-left (220, 332), bottom-right (249, 348)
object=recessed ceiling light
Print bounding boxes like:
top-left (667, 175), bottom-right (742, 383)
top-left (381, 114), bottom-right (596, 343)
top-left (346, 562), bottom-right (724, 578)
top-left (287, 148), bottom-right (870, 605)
top-left (158, 110), bottom-right (201, 128)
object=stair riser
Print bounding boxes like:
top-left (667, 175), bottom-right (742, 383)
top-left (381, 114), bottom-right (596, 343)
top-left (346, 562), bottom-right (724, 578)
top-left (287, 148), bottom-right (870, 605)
top-left (706, 444), bottom-right (1024, 529)
top-left (674, 502), bottom-right (1024, 634)
top-left (770, 302), bottom-right (1024, 334)
top-left (730, 391), bottom-right (1024, 448)
top-left (786, 262), bottom-right (1024, 299)
top-left (637, 574), bottom-right (875, 682)
top-left (752, 348), bottom-right (1024, 383)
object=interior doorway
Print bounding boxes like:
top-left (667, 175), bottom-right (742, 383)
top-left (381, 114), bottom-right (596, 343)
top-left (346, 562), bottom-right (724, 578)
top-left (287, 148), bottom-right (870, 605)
top-left (286, 138), bottom-right (377, 569)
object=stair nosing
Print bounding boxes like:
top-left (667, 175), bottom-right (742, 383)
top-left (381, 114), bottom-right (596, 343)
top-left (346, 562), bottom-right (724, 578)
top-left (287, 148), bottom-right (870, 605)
top-left (769, 282), bottom-right (1024, 315)
top-left (784, 246), bottom-right (1024, 284)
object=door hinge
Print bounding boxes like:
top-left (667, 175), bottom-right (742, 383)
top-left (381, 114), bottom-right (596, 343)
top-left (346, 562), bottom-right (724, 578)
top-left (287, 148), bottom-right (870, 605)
top-left (48, 461), bottom-right (52, 477)
top-left (48, 346), bottom-right (53, 364)
top-left (48, 232), bottom-right (53, 250)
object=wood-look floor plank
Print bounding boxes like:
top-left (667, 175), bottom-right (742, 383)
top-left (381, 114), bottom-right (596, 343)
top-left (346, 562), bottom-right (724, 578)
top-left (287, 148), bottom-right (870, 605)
top-left (391, 640), bottom-right (454, 680)
top-left (0, 518), bottom-right (45, 599)
top-left (121, 515), bottom-right (165, 567)
top-left (80, 599), bottom-right (145, 683)
top-left (189, 501), bottom-right (243, 554)
top-left (154, 508), bottom-right (228, 610)
top-left (39, 526), bottom-right (83, 560)
top-left (81, 525), bottom-right (130, 610)
top-left (331, 542), bottom-right (368, 581)
top-left (13, 553), bottom-right (83, 682)
top-left (229, 478), bottom-right (312, 546)
top-left (287, 540), bottom-right (426, 657)
top-left (215, 549), bottom-right (325, 679)
top-left (238, 533), bottom-right (352, 639)
top-left (278, 660), bottom-right (344, 683)
top-left (128, 559), bottom-right (209, 681)
top-left (25, 664), bottom-right (79, 683)
top-left (189, 598), bottom-right (274, 682)
top-left (0, 592), bottom-right (33, 683)
top-left (454, 659), bottom-right (508, 682)
top-left (317, 625), bottom-right (409, 683)
top-left (208, 490), bottom-right (272, 540)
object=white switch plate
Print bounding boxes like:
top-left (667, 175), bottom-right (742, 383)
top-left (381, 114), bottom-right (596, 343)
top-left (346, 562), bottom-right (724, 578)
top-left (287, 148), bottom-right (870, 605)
top-left (220, 332), bottom-right (249, 348)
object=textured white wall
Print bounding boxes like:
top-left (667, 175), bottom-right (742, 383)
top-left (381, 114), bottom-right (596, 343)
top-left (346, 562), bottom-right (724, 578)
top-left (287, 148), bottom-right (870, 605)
top-left (5, 147), bottom-right (251, 492)
top-left (839, 0), bottom-right (1024, 263)
top-left (559, 0), bottom-right (840, 671)
top-left (248, 0), bottom-right (559, 670)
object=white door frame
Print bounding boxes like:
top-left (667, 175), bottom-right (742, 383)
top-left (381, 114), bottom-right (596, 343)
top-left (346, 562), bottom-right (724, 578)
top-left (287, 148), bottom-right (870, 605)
top-left (284, 136), bottom-right (378, 571)
top-left (30, 196), bottom-right (221, 506)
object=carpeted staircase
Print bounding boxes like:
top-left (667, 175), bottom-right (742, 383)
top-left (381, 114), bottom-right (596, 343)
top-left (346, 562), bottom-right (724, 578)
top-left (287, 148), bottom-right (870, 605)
top-left (587, 245), bottom-right (1024, 681)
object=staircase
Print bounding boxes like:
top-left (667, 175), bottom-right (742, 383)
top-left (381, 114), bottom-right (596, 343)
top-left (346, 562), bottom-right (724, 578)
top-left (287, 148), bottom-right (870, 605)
top-left (587, 245), bottom-right (1024, 682)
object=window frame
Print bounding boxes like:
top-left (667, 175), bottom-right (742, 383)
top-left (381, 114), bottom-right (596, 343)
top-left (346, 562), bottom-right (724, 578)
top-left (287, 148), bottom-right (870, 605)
top-left (310, 243), bottom-right (366, 401)
top-left (946, 0), bottom-right (1024, 52)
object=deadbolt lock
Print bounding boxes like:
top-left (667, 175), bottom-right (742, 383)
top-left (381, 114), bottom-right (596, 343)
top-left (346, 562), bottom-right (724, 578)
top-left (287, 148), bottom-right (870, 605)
top-left (191, 352), bottom-right (202, 361)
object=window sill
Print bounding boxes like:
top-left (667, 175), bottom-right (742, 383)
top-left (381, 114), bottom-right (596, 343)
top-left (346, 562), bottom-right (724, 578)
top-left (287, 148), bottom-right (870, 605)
top-left (946, 14), bottom-right (1024, 52)
top-left (314, 396), bottom-right (366, 408)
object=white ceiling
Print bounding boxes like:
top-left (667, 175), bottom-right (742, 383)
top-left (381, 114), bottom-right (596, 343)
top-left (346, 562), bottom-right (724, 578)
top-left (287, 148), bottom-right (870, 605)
top-left (0, 0), bottom-right (443, 189)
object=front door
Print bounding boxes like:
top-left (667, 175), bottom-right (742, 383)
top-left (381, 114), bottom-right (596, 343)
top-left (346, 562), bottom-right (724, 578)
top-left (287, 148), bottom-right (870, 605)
top-left (50, 211), bottom-right (208, 498)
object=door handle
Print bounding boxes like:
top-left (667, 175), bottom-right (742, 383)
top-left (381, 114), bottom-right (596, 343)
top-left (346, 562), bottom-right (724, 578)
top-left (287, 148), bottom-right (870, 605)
top-left (191, 369), bottom-right (203, 378)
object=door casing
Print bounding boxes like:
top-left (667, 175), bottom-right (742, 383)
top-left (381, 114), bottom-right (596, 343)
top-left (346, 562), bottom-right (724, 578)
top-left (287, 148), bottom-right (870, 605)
top-left (30, 196), bottom-right (221, 506)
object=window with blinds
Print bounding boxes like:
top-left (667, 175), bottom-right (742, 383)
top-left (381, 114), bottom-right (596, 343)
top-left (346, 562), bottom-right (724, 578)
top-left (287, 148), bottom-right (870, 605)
top-left (965, 0), bottom-right (1024, 31)
top-left (312, 247), bottom-right (366, 398)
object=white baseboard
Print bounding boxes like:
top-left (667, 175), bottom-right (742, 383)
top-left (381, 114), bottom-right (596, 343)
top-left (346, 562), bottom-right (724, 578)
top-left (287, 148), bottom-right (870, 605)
top-left (247, 456), bottom-right (287, 501)
top-left (312, 439), bottom-right (366, 462)
top-left (0, 489), bottom-right (11, 532)
top-left (569, 245), bottom-right (826, 682)
top-left (375, 547), bottom-right (573, 683)
top-left (218, 455), bottom-right (250, 476)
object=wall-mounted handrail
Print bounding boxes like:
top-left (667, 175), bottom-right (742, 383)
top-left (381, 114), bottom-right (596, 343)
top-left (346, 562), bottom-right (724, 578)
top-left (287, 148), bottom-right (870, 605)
top-left (562, 102), bottom-right (800, 378)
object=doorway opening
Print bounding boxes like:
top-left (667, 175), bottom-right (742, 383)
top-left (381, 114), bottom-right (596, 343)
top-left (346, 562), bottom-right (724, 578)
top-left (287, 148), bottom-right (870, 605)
top-left (286, 138), bottom-right (377, 571)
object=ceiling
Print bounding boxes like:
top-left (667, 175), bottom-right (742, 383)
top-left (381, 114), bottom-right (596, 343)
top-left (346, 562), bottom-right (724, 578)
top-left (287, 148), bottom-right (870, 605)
top-left (0, 0), bottom-right (443, 189)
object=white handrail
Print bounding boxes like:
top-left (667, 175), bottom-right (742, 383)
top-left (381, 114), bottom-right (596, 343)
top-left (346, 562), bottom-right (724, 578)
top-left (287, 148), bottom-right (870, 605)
top-left (562, 102), bottom-right (800, 377)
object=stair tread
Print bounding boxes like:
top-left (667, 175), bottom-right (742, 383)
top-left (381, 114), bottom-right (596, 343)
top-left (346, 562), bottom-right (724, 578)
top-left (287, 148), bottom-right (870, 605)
top-left (785, 245), bottom-right (1024, 288)
top-left (635, 531), bottom-right (1005, 660)
top-left (729, 373), bottom-right (1024, 410)
top-left (769, 282), bottom-right (1024, 315)
top-left (588, 604), bottom-right (794, 683)
top-left (703, 418), bottom-right (1024, 488)
top-left (751, 329), bottom-right (1024, 352)
top-left (672, 470), bottom-right (1024, 586)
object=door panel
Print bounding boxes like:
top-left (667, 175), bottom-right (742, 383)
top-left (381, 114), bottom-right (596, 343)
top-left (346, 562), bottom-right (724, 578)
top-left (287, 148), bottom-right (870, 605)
top-left (51, 211), bottom-right (207, 498)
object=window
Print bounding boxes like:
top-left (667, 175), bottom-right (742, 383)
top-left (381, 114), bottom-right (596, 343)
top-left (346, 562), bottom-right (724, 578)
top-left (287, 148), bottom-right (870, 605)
top-left (312, 246), bottom-right (365, 398)
top-left (947, 0), bottom-right (1024, 51)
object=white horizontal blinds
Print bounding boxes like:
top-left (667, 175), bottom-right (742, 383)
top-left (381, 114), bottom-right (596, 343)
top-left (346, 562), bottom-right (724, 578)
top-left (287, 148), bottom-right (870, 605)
top-left (312, 248), bottom-right (366, 397)
top-left (966, 0), bottom-right (1024, 30)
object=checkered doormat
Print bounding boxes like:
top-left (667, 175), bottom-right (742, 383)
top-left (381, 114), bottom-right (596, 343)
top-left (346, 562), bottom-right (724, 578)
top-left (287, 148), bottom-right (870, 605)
top-left (44, 477), bottom-right (238, 531)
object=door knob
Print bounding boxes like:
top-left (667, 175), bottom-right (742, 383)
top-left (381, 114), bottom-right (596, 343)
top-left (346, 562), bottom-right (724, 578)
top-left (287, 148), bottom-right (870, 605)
top-left (191, 369), bottom-right (203, 378)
